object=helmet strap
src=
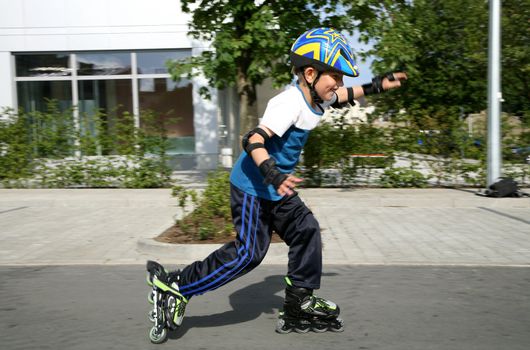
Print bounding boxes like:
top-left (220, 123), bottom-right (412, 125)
top-left (303, 69), bottom-right (323, 105)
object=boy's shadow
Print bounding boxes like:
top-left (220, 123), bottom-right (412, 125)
top-left (168, 272), bottom-right (340, 340)
top-left (169, 275), bottom-right (284, 339)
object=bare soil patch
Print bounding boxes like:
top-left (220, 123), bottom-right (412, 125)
top-left (155, 223), bottom-right (284, 244)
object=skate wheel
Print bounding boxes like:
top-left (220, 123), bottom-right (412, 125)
top-left (148, 310), bottom-right (156, 323)
top-left (329, 318), bottom-right (345, 332)
top-left (294, 326), bottom-right (310, 334)
top-left (149, 326), bottom-right (168, 344)
top-left (311, 323), bottom-right (329, 333)
top-left (275, 318), bottom-right (292, 334)
top-left (146, 272), bottom-right (153, 286)
top-left (293, 319), bottom-right (311, 334)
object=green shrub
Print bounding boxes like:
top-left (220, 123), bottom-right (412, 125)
top-left (122, 156), bottom-right (171, 188)
top-left (379, 167), bottom-right (430, 188)
top-left (301, 108), bottom-right (530, 187)
top-left (0, 101), bottom-right (173, 188)
top-left (302, 121), bottom-right (390, 186)
top-left (171, 169), bottom-right (233, 241)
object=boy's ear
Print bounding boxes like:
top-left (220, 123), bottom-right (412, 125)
top-left (303, 66), bottom-right (317, 84)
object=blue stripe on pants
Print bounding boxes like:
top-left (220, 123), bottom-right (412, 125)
top-left (179, 193), bottom-right (249, 292)
top-left (179, 192), bottom-right (260, 297)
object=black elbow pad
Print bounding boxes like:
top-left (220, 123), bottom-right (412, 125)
top-left (242, 127), bottom-right (270, 154)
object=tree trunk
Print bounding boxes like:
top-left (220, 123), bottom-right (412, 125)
top-left (233, 68), bottom-right (258, 159)
top-left (237, 68), bottom-right (259, 137)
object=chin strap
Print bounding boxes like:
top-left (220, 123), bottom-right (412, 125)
top-left (302, 70), bottom-right (323, 105)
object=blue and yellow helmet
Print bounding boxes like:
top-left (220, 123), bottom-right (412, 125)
top-left (290, 28), bottom-right (359, 77)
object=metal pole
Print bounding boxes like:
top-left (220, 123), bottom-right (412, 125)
top-left (487, 0), bottom-right (502, 186)
top-left (71, 54), bottom-right (81, 158)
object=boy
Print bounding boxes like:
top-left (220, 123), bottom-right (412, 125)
top-left (146, 27), bottom-right (407, 342)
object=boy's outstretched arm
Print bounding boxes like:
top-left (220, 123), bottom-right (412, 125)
top-left (245, 126), bottom-right (303, 197)
top-left (335, 72), bottom-right (408, 103)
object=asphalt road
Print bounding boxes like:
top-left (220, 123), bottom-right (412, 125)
top-left (1, 265), bottom-right (529, 350)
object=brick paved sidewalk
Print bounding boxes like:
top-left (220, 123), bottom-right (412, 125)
top-left (0, 188), bottom-right (528, 266)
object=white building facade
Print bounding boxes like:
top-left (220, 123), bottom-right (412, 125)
top-left (0, 0), bottom-right (218, 169)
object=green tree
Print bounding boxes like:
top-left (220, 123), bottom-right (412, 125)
top-left (348, 0), bottom-right (529, 156)
top-left (168, 0), bottom-right (356, 138)
top-left (351, 0), bottom-right (530, 123)
top-left (502, 0), bottom-right (530, 118)
top-left (351, 0), bottom-right (489, 124)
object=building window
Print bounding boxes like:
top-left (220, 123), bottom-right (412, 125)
top-left (139, 78), bottom-right (194, 154)
top-left (137, 50), bottom-right (189, 74)
top-left (16, 81), bottom-right (72, 112)
top-left (78, 79), bottom-right (133, 116)
top-left (15, 53), bottom-right (71, 77)
top-left (78, 79), bottom-right (133, 155)
top-left (13, 50), bottom-right (194, 155)
top-left (76, 52), bottom-right (131, 76)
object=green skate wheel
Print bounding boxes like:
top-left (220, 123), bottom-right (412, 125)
top-left (149, 326), bottom-right (167, 344)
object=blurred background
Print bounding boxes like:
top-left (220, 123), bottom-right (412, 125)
top-left (0, 0), bottom-right (528, 189)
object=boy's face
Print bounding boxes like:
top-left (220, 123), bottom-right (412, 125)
top-left (315, 71), bottom-right (344, 101)
top-left (304, 67), bottom-right (344, 101)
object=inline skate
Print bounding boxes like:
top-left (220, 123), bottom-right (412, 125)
top-left (276, 277), bottom-right (344, 334)
top-left (146, 260), bottom-right (188, 343)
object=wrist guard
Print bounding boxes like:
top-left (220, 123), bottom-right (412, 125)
top-left (258, 158), bottom-right (288, 190)
top-left (362, 72), bottom-right (396, 96)
top-left (331, 89), bottom-right (356, 109)
top-left (347, 87), bottom-right (355, 104)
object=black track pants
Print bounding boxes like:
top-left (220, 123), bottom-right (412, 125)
top-left (178, 184), bottom-right (322, 298)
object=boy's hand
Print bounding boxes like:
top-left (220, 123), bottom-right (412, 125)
top-left (382, 72), bottom-right (407, 90)
top-left (277, 175), bottom-right (303, 197)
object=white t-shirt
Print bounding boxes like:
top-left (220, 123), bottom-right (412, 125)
top-left (261, 85), bottom-right (336, 136)
top-left (230, 84), bottom-right (334, 201)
